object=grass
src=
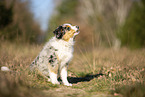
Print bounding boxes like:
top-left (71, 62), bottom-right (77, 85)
top-left (0, 41), bottom-right (145, 97)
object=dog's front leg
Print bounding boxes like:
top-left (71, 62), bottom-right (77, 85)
top-left (49, 71), bottom-right (60, 85)
top-left (60, 66), bottom-right (72, 86)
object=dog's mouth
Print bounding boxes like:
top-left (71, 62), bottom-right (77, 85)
top-left (74, 30), bottom-right (80, 36)
top-left (73, 30), bottom-right (80, 40)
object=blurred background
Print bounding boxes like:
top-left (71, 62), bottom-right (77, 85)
top-left (0, 0), bottom-right (145, 49)
top-left (0, 0), bottom-right (145, 97)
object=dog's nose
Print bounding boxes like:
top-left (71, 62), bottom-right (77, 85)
top-left (76, 25), bottom-right (79, 29)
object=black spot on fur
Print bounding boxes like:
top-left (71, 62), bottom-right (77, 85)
top-left (36, 56), bottom-right (39, 60)
top-left (48, 54), bottom-right (57, 65)
top-left (67, 27), bottom-right (71, 31)
top-left (53, 25), bottom-right (65, 39)
top-left (76, 25), bottom-right (79, 29)
top-left (55, 49), bottom-right (58, 51)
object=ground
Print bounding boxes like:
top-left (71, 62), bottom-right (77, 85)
top-left (0, 42), bottom-right (145, 97)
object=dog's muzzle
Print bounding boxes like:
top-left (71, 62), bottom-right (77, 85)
top-left (74, 25), bottom-right (80, 35)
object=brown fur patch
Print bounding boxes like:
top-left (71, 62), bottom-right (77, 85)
top-left (48, 63), bottom-right (59, 74)
top-left (62, 29), bottom-right (75, 41)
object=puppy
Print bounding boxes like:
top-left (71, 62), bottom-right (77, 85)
top-left (30, 23), bottom-right (80, 86)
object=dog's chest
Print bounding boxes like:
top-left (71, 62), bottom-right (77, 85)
top-left (49, 37), bottom-right (74, 64)
top-left (56, 45), bottom-right (73, 63)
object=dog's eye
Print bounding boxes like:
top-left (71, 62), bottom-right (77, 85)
top-left (67, 27), bottom-right (71, 31)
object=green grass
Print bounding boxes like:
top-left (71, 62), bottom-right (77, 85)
top-left (0, 42), bottom-right (145, 97)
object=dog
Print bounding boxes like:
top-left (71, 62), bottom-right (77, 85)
top-left (30, 23), bottom-right (80, 86)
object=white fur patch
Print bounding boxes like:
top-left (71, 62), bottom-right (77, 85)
top-left (49, 71), bottom-right (60, 84)
top-left (48, 37), bottom-right (74, 68)
top-left (1, 66), bottom-right (10, 71)
top-left (61, 67), bottom-right (72, 86)
top-left (63, 23), bottom-right (78, 32)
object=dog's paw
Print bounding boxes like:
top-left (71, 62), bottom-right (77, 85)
top-left (64, 83), bottom-right (72, 86)
top-left (52, 81), bottom-right (60, 85)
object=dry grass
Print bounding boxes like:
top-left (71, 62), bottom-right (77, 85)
top-left (0, 42), bottom-right (145, 97)
top-left (0, 42), bottom-right (46, 97)
top-left (70, 47), bottom-right (145, 96)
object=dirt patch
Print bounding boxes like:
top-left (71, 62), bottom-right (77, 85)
top-left (43, 86), bottom-right (86, 97)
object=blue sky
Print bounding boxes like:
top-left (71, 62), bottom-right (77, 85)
top-left (29, 0), bottom-right (55, 32)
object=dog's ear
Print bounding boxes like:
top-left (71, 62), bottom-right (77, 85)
top-left (53, 26), bottom-right (65, 39)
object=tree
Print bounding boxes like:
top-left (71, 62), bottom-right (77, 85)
top-left (0, 0), bottom-right (42, 43)
top-left (119, 0), bottom-right (145, 49)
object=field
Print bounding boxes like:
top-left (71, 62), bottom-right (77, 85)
top-left (0, 42), bottom-right (145, 97)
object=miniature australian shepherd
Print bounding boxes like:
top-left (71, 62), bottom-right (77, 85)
top-left (30, 23), bottom-right (80, 86)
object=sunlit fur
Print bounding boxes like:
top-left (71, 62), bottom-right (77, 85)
top-left (30, 23), bottom-right (79, 86)
top-left (63, 29), bottom-right (76, 41)
top-left (62, 23), bottom-right (79, 41)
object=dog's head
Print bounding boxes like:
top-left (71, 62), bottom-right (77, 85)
top-left (53, 23), bottom-right (80, 41)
